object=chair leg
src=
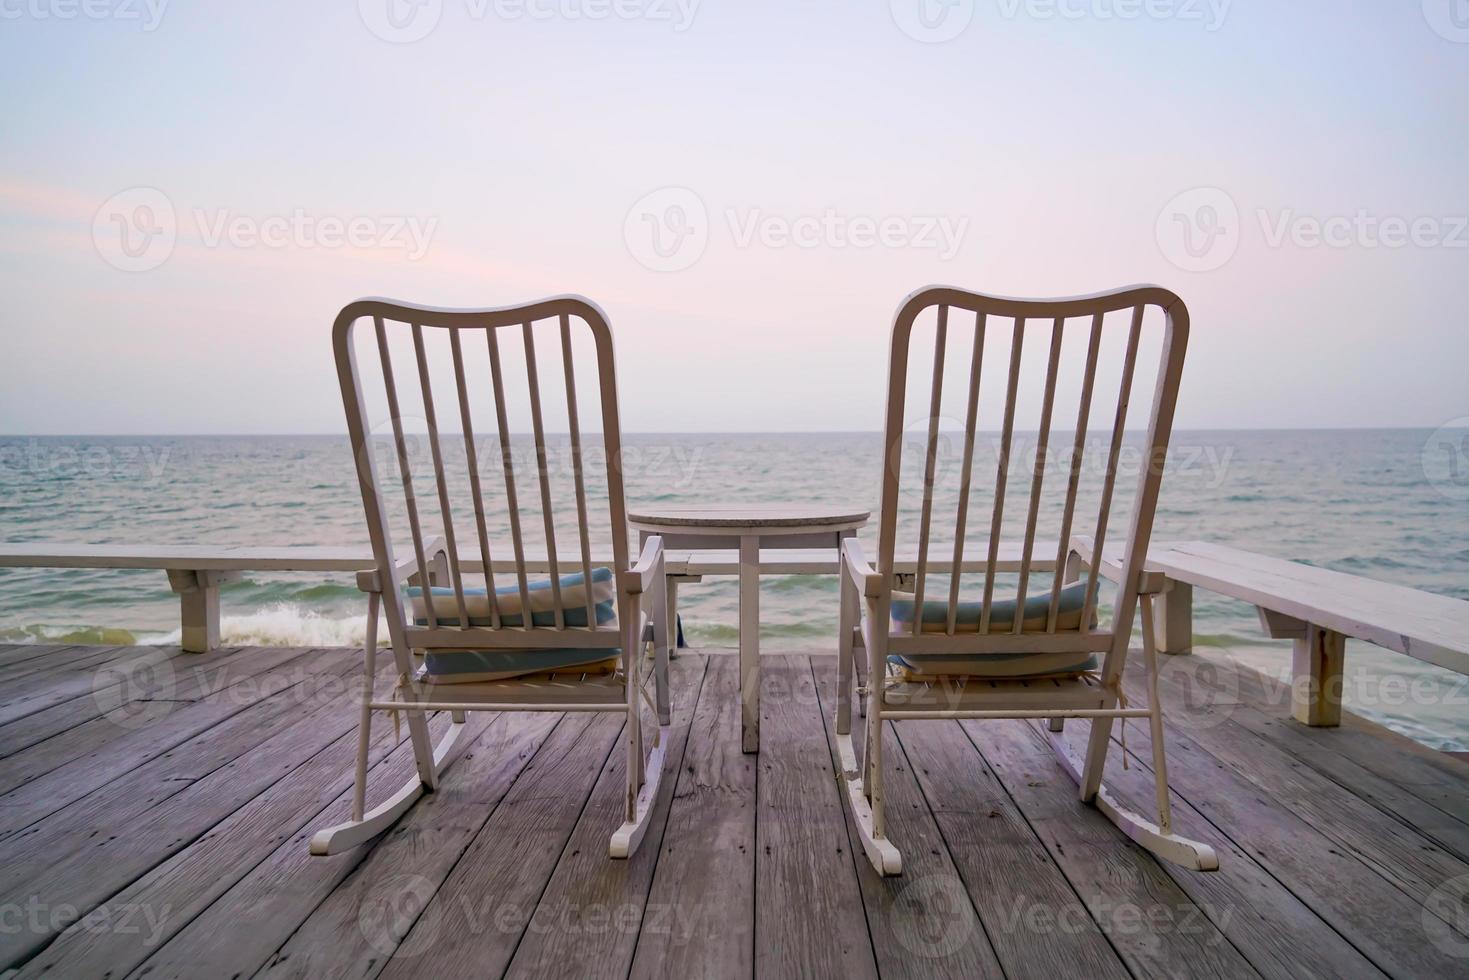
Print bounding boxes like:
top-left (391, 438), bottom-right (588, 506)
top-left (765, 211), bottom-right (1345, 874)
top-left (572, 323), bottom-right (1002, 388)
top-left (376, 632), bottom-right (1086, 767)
top-left (351, 591), bottom-right (380, 822)
top-left (836, 574), bottom-right (857, 736)
top-left (653, 561), bottom-right (672, 726)
top-left (1044, 596), bottom-right (1216, 871)
top-left (833, 617), bottom-right (902, 877)
top-left (612, 594), bottom-right (669, 859)
top-left (1044, 722), bottom-right (1217, 871)
top-left (1140, 593), bottom-right (1174, 834)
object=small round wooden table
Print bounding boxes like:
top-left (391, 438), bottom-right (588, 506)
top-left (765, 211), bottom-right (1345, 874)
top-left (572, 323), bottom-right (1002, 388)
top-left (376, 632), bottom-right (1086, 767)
top-left (626, 505), bottom-right (870, 753)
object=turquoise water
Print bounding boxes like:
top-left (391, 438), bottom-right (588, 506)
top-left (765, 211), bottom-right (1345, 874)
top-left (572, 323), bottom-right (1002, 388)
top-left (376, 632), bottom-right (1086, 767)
top-left (1, 431), bottom-right (1467, 749)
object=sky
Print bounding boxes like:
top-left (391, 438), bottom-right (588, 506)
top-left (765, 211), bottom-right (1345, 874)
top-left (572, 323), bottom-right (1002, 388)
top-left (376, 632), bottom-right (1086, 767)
top-left (1, 0), bottom-right (1466, 434)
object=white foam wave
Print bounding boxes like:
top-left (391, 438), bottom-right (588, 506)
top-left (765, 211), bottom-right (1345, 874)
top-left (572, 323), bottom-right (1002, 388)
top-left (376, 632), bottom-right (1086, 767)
top-left (144, 603), bottom-right (387, 649)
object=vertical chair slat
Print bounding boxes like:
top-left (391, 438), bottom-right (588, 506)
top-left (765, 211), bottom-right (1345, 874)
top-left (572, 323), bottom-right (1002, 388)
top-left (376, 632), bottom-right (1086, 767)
top-left (910, 305), bottom-right (948, 636)
top-left (945, 312), bottom-right (987, 635)
top-left (450, 329), bottom-right (501, 629)
top-left (374, 316), bottom-right (438, 627)
top-left (1048, 313), bottom-right (1104, 631)
top-left (1082, 304), bottom-right (1146, 630)
top-left (1011, 318), bottom-right (1065, 633)
top-left (560, 314), bottom-right (597, 628)
top-left (980, 317), bottom-right (1026, 634)
top-left (486, 326), bottom-right (534, 625)
top-left (412, 323), bottom-right (471, 628)
top-left (522, 321), bottom-right (565, 629)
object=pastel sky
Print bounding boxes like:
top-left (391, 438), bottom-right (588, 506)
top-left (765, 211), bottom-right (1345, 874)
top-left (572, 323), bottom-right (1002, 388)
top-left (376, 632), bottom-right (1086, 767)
top-left (1, 0), bottom-right (1466, 433)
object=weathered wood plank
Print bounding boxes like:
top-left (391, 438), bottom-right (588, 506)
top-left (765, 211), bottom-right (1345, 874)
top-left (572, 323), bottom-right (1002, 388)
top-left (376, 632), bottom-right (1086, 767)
top-left (809, 656), bottom-right (1003, 978)
top-left (0, 648), bottom-right (357, 841)
top-left (369, 712), bottom-right (624, 980)
top-left (897, 717), bottom-right (1130, 979)
top-left (0, 643), bottom-right (127, 685)
top-left (127, 709), bottom-right (555, 980)
top-left (121, 708), bottom-right (561, 980)
top-left (1191, 651), bottom-right (1469, 830)
top-left (9, 684), bottom-right (429, 980)
top-left (970, 719), bottom-right (1259, 978)
top-left (0, 656), bottom-right (374, 967)
top-left (754, 654), bottom-right (878, 979)
top-left (505, 656), bottom-right (708, 979)
top-left (1126, 656), bottom-right (1469, 909)
top-left (240, 705), bottom-right (572, 980)
top-left (1043, 720), bottom-right (1387, 979)
top-left (0, 644), bottom-right (324, 797)
top-left (0, 646), bottom-right (252, 761)
top-left (630, 654), bottom-right (755, 979)
top-left (1075, 701), bottom-right (1469, 976)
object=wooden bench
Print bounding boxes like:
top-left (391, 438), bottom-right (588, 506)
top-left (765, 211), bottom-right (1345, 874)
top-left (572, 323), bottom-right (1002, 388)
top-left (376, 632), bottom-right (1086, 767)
top-left (1073, 537), bottom-right (1469, 727)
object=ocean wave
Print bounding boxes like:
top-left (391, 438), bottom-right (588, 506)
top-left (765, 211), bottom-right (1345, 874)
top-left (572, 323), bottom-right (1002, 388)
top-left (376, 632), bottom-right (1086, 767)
top-left (0, 623), bottom-right (142, 645)
top-left (144, 603), bottom-right (387, 649)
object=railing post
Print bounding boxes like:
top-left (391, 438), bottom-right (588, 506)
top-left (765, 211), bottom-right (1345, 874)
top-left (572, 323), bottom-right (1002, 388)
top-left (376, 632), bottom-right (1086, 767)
top-left (1153, 578), bottom-right (1193, 655)
top-left (1292, 625), bottom-right (1345, 727)
top-left (166, 569), bottom-right (236, 653)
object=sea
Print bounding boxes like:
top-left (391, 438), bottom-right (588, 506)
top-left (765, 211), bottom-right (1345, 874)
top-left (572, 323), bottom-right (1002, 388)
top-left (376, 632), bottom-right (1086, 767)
top-left (2, 430), bottom-right (1467, 750)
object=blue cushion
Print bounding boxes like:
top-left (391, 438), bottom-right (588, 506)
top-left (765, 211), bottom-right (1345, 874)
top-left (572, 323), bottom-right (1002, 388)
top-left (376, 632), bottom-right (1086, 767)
top-left (889, 651), bottom-right (1098, 679)
top-left (409, 567), bottom-right (621, 682)
top-left (890, 580), bottom-right (1094, 634)
top-left (889, 581), bottom-right (1098, 677)
top-left (407, 566), bottom-right (615, 627)
top-left (424, 646), bottom-right (621, 683)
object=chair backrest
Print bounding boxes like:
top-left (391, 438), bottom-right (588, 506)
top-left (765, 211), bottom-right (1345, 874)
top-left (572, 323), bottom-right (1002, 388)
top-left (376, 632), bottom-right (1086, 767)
top-left (875, 285), bottom-right (1189, 665)
top-left (333, 296), bottom-right (629, 653)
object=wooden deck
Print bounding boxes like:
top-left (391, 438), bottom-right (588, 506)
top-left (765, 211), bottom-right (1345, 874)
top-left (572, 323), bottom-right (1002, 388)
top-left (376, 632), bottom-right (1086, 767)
top-left (1, 643), bottom-right (1468, 978)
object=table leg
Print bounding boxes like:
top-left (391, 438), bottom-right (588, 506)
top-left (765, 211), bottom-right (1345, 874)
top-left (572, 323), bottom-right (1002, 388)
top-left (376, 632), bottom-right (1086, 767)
top-left (740, 534), bottom-right (759, 753)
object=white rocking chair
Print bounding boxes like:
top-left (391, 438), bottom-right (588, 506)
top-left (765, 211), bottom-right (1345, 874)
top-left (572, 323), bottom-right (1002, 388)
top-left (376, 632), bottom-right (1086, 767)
top-left (311, 296), bottom-right (672, 860)
top-left (836, 285), bottom-right (1219, 876)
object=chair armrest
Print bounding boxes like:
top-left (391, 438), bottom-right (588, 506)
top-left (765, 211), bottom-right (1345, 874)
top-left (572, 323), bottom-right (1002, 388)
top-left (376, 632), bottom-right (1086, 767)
top-left (623, 535), bottom-right (664, 596)
top-left (842, 538), bottom-right (884, 599)
top-left (355, 536), bottom-right (448, 594)
top-left (1068, 534), bottom-right (1169, 595)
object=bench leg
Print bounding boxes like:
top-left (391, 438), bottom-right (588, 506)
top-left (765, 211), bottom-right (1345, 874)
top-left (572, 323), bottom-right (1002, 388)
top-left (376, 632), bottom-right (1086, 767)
top-left (1292, 626), bottom-right (1345, 727)
top-left (739, 535), bottom-right (760, 754)
top-left (167, 569), bottom-right (225, 654)
top-left (1153, 580), bottom-right (1193, 655)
